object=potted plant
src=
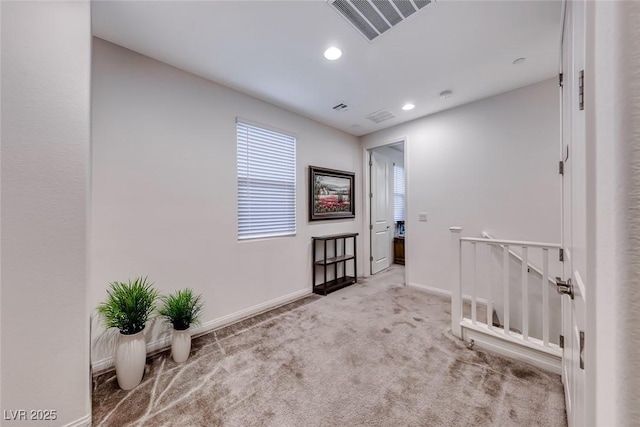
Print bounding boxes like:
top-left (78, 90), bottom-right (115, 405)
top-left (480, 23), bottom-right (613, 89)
top-left (97, 277), bottom-right (158, 390)
top-left (158, 288), bottom-right (204, 363)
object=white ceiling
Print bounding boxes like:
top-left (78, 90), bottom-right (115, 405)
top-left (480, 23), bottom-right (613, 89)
top-left (91, 0), bottom-right (562, 137)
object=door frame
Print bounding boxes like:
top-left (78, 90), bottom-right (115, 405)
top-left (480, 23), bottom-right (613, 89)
top-left (362, 137), bottom-right (407, 280)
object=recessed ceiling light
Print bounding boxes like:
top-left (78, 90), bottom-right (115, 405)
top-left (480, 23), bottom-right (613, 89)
top-left (513, 57), bottom-right (526, 65)
top-left (402, 103), bottom-right (415, 111)
top-left (440, 90), bottom-right (453, 100)
top-left (324, 47), bottom-right (342, 61)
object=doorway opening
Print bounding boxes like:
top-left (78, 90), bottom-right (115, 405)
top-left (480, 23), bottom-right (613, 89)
top-left (368, 141), bottom-right (406, 276)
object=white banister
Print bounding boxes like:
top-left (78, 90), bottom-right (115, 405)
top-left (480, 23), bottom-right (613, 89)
top-left (449, 227), bottom-right (462, 338)
top-left (522, 246), bottom-right (529, 340)
top-left (461, 236), bottom-right (562, 249)
top-left (450, 228), bottom-right (562, 369)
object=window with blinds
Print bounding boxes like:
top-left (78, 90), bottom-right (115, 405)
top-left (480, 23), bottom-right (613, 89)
top-left (237, 121), bottom-right (296, 240)
top-left (393, 164), bottom-right (405, 222)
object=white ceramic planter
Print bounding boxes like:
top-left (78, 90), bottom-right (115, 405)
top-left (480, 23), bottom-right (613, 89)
top-left (115, 328), bottom-right (147, 390)
top-left (171, 329), bottom-right (191, 363)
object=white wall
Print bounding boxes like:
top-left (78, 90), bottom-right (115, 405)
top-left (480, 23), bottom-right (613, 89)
top-left (589, 1), bottom-right (640, 425)
top-left (90, 39), bottom-right (362, 367)
top-left (1, 1), bottom-right (91, 426)
top-left (361, 78), bottom-right (561, 294)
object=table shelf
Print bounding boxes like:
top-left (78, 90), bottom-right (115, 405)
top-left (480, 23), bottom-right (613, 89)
top-left (315, 254), bottom-right (355, 266)
top-left (312, 233), bottom-right (358, 296)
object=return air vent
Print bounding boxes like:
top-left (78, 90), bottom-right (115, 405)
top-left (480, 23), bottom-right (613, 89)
top-left (365, 109), bottom-right (396, 124)
top-left (332, 102), bottom-right (349, 112)
top-left (328, 0), bottom-right (432, 42)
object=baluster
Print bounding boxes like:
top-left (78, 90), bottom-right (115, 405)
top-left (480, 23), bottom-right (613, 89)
top-left (471, 242), bottom-right (477, 325)
top-left (503, 245), bottom-right (510, 335)
top-left (450, 227), bottom-right (463, 338)
top-left (522, 247), bottom-right (529, 340)
top-left (488, 244), bottom-right (493, 330)
top-left (542, 248), bottom-right (550, 346)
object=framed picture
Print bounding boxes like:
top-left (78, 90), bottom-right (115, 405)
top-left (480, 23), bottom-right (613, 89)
top-left (309, 166), bottom-right (355, 221)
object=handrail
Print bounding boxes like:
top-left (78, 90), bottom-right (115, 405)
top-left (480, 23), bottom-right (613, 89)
top-left (482, 231), bottom-right (558, 286)
top-left (460, 236), bottom-right (562, 249)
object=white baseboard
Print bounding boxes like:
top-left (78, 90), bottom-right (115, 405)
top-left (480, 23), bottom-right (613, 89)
top-left (408, 282), bottom-right (451, 299)
top-left (92, 288), bottom-right (311, 374)
top-left (63, 414), bottom-right (91, 427)
top-left (189, 287), bottom-right (311, 339)
top-left (407, 282), bottom-right (489, 306)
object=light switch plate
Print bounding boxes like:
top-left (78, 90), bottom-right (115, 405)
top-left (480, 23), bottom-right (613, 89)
top-left (418, 212), bottom-right (428, 222)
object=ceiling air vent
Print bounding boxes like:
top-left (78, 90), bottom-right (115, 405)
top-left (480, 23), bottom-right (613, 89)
top-left (365, 109), bottom-right (396, 124)
top-left (328, 0), bottom-right (432, 42)
top-left (332, 102), bottom-right (349, 112)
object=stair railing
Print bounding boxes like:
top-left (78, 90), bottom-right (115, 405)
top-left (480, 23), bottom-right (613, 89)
top-left (450, 227), bottom-right (562, 356)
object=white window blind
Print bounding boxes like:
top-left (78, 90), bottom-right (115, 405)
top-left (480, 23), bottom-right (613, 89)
top-left (237, 121), bottom-right (296, 239)
top-left (393, 164), bottom-right (405, 222)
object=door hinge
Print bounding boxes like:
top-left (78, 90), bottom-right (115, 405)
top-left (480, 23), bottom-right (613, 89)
top-left (370, 256), bottom-right (373, 262)
top-left (559, 248), bottom-right (564, 262)
top-left (559, 334), bottom-right (564, 349)
top-left (559, 161), bottom-right (564, 175)
top-left (580, 331), bottom-right (585, 369)
top-left (369, 193), bottom-right (373, 199)
top-left (579, 70), bottom-right (584, 110)
top-left (369, 224), bottom-right (373, 230)
top-left (369, 160), bottom-right (373, 167)
top-left (559, 72), bottom-right (564, 87)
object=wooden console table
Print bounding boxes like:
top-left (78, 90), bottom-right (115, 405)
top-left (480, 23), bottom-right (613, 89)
top-left (312, 233), bottom-right (358, 295)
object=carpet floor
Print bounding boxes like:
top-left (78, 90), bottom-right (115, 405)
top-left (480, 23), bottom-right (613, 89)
top-left (92, 266), bottom-right (567, 426)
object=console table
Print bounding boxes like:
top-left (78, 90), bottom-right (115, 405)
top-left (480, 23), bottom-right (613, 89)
top-left (312, 233), bottom-right (358, 295)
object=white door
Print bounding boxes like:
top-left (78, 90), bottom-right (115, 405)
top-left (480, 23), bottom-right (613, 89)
top-left (561, 1), bottom-right (586, 425)
top-left (370, 151), bottom-right (391, 274)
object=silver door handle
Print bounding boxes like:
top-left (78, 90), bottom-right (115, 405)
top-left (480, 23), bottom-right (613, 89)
top-left (555, 277), bottom-right (574, 299)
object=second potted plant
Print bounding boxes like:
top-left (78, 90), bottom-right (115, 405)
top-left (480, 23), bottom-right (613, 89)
top-left (159, 288), bottom-right (204, 363)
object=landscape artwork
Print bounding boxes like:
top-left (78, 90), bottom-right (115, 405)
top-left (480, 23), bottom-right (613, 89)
top-left (309, 166), bottom-right (355, 221)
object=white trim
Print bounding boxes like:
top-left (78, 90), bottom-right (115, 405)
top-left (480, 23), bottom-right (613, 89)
top-left (191, 287), bottom-right (310, 337)
top-left (462, 325), bottom-right (562, 374)
top-left (63, 414), bottom-right (91, 427)
top-left (407, 282), bottom-right (489, 306)
top-left (91, 288), bottom-right (311, 374)
top-left (408, 282), bottom-right (451, 299)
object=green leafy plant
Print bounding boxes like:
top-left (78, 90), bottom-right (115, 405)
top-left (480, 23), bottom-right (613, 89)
top-left (158, 288), bottom-right (204, 331)
top-left (97, 277), bottom-right (159, 335)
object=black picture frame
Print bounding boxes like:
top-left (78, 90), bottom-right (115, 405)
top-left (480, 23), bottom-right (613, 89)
top-left (309, 166), bottom-right (355, 221)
